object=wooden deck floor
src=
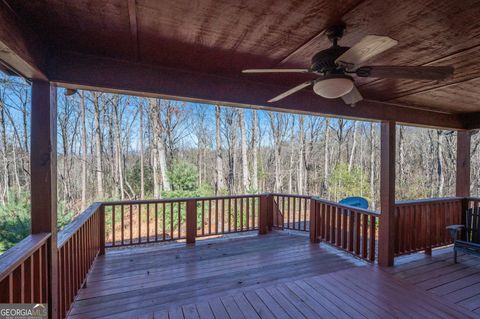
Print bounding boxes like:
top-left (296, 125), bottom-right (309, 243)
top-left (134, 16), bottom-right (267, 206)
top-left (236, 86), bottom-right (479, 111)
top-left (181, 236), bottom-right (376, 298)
top-left (68, 231), bottom-right (479, 319)
top-left (388, 247), bottom-right (480, 315)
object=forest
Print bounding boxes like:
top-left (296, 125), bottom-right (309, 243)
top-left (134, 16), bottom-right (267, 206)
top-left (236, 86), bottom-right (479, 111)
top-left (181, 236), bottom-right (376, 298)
top-left (1, 74), bottom-right (479, 253)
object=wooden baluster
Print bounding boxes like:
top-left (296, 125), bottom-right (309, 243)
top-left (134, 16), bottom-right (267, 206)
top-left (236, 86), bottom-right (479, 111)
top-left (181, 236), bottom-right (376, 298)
top-left (355, 212), bottom-right (361, 255)
top-left (99, 205), bottom-right (105, 254)
top-left (209, 199), bottom-right (212, 235)
top-left (325, 205), bottom-right (331, 242)
top-left (121, 205), bottom-right (124, 246)
top-left (348, 209), bottom-right (354, 251)
top-left (253, 197), bottom-right (256, 229)
top-left (287, 197), bottom-right (291, 229)
top-left (146, 204), bottom-right (150, 242)
top-left (178, 202), bottom-right (181, 238)
top-left (155, 203), bottom-right (158, 242)
top-left (138, 204), bottom-right (142, 244)
top-left (129, 204), bottom-right (133, 245)
top-left (362, 214), bottom-right (368, 259)
top-left (336, 207), bottom-right (341, 246)
top-left (246, 197), bottom-right (250, 230)
top-left (201, 200), bottom-right (205, 236)
top-left (162, 202), bottom-right (166, 241)
top-left (370, 216), bottom-right (376, 262)
top-left (293, 197), bottom-right (297, 230)
top-left (228, 198), bottom-right (232, 232)
top-left (216, 199), bottom-right (219, 234)
top-left (222, 198), bottom-right (225, 234)
top-left (395, 207), bottom-right (401, 255)
top-left (342, 208), bottom-right (347, 249)
top-left (239, 198), bottom-right (243, 231)
top-left (111, 206), bottom-right (115, 246)
top-left (304, 198), bottom-right (308, 231)
top-left (331, 206), bottom-right (336, 244)
top-left (169, 202), bottom-right (173, 240)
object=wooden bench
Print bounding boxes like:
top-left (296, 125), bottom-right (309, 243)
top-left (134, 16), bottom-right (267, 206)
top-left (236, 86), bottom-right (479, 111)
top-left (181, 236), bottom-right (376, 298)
top-left (447, 208), bottom-right (480, 263)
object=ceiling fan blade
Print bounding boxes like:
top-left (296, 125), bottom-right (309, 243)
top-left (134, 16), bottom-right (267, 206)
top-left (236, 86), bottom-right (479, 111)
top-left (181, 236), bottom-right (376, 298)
top-left (268, 81), bottom-right (313, 103)
top-left (335, 35), bottom-right (398, 67)
top-left (242, 68), bottom-right (310, 73)
top-left (356, 65), bottom-right (454, 80)
top-left (341, 85), bottom-right (363, 106)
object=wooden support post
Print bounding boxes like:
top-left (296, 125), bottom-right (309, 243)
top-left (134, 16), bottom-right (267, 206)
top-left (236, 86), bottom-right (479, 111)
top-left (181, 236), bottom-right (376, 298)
top-left (186, 199), bottom-right (197, 244)
top-left (456, 131), bottom-right (471, 233)
top-left (99, 205), bottom-right (106, 255)
top-left (259, 194), bottom-right (269, 235)
top-left (309, 199), bottom-right (319, 243)
top-left (456, 131), bottom-right (471, 198)
top-left (30, 80), bottom-right (58, 318)
top-left (267, 194), bottom-right (274, 231)
top-left (378, 121), bottom-right (396, 267)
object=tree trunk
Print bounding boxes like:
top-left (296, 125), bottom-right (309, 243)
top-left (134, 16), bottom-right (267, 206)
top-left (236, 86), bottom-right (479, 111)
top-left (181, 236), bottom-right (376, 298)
top-left (348, 121), bottom-right (358, 172)
top-left (239, 109), bottom-right (249, 192)
top-left (112, 96), bottom-right (125, 199)
top-left (93, 92), bottom-right (104, 198)
top-left (139, 99), bottom-right (145, 198)
top-left (370, 123), bottom-right (376, 209)
top-left (298, 115), bottom-right (305, 194)
top-left (80, 91), bottom-right (87, 209)
top-left (149, 98), bottom-right (161, 197)
top-left (251, 110), bottom-right (258, 192)
top-left (437, 131), bottom-right (445, 196)
top-left (323, 118), bottom-right (330, 194)
top-left (215, 105), bottom-right (225, 193)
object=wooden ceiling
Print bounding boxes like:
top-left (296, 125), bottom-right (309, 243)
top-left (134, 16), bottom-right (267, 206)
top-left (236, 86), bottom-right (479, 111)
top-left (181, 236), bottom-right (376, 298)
top-left (3, 0), bottom-right (480, 127)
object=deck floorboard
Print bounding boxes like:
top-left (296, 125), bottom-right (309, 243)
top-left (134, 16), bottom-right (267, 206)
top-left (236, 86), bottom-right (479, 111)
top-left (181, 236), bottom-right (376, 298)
top-left (68, 232), bottom-right (479, 318)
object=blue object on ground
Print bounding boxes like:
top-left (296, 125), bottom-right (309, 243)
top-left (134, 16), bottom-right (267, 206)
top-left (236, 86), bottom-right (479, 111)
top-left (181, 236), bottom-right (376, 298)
top-left (339, 197), bottom-right (369, 209)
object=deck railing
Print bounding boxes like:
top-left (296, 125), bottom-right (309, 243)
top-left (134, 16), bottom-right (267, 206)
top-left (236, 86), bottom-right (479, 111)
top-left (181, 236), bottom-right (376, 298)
top-left (0, 233), bottom-right (50, 304)
top-left (102, 195), bottom-right (261, 247)
top-left (56, 202), bottom-right (103, 318)
top-left (394, 197), bottom-right (463, 256)
top-left (272, 193), bottom-right (311, 231)
top-left (1, 193), bottom-right (478, 318)
top-left (310, 197), bottom-right (379, 262)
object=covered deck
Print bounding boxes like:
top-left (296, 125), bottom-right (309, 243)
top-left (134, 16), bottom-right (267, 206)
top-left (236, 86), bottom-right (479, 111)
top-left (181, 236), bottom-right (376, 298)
top-left (69, 231), bottom-right (478, 319)
top-left (1, 1), bottom-right (480, 318)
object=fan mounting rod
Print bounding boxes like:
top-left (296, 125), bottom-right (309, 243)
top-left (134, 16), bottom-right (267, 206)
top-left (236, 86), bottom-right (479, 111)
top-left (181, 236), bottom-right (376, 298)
top-left (325, 24), bottom-right (346, 46)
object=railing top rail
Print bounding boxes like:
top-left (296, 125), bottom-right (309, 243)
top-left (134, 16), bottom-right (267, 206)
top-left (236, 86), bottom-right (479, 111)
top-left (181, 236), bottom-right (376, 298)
top-left (466, 196), bottom-right (480, 201)
top-left (0, 232), bottom-right (51, 282)
top-left (102, 194), bottom-right (261, 206)
top-left (311, 197), bottom-right (380, 216)
top-left (269, 193), bottom-right (312, 199)
top-left (57, 202), bottom-right (102, 248)
top-left (395, 197), bottom-right (464, 207)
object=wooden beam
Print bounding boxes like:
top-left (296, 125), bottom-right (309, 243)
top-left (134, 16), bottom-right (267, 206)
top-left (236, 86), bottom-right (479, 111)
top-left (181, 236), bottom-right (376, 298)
top-left (48, 51), bottom-right (467, 130)
top-left (461, 112), bottom-right (480, 130)
top-left (378, 121), bottom-right (396, 267)
top-left (30, 80), bottom-right (57, 318)
top-left (0, 1), bottom-right (47, 79)
top-left (127, 0), bottom-right (139, 61)
top-left (456, 131), bottom-right (471, 197)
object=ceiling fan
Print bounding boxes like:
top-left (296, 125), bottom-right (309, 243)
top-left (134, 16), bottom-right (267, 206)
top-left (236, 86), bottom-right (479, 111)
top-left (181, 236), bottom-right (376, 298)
top-left (242, 24), bottom-right (454, 106)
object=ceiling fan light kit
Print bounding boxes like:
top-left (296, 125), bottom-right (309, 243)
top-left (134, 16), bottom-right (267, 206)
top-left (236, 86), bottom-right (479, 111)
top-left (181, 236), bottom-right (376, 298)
top-left (313, 74), bottom-right (354, 99)
top-left (242, 24), bottom-right (454, 106)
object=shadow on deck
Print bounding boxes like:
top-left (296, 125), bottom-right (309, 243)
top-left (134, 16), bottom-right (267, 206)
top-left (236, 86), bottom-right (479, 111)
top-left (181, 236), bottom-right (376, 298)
top-left (68, 231), bottom-right (478, 319)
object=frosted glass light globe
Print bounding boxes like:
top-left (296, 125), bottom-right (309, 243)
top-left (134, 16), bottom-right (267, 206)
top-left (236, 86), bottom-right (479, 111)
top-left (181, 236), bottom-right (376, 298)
top-left (313, 76), bottom-right (354, 99)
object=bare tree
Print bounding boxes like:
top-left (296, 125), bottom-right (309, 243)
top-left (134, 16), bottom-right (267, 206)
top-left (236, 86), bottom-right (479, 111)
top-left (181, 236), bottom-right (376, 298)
top-left (250, 110), bottom-right (258, 192)
top-left (215, 105), bottom-right (225, 193)
top-left (239, 109), bottom-right (249, 192)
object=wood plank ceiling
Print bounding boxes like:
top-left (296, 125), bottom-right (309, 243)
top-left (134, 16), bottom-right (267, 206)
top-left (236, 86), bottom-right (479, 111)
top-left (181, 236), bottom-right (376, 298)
top-left (7, 0), bottom-right (480, 115)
